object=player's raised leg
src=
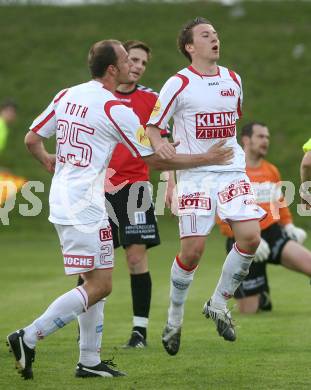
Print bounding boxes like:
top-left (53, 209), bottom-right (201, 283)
top-left (162, 236), bottom-right (204, 355)
top-left (203, 220), bottom-right (260, 340)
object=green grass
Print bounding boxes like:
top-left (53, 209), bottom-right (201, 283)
top-left (1, 217), bottom-right (311, 389)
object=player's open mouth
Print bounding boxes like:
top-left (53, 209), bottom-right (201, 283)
top-left (212, 45), bottom-right (218, 51)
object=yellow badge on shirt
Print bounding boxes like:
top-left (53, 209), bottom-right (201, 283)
top-left (136, 126), bottom-right (151, 147)
top-left (150, 99), bottom-right (161, 118)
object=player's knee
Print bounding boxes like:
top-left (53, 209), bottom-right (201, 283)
top-left (181, 245), bottom-right (204, 266)
top-left (249, 233), bottom-right (261, 252)
top-left (126, 252), bottom-right (144, 267)
top-left (238, 232), bottom-right (261, 254)
top-left (93, 282), bottom-right (112, 301)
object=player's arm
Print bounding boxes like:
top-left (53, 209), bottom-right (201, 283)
top-left (271, 165), bottom-right (293, 225)
top-left (109, 102), bottom-right (233, 171)
top-left (146, 75), bottom-right (187, 159)
top-left (146, 125), bottom-right (178, 159)
top-left (25, 131), bottom-right (56, 174)
top-left (165, 170), bottom-right (176, 209)
top-left (25, 94), bottom-right (62, 174)
top-left (142, 140), bottom-right (233, 170)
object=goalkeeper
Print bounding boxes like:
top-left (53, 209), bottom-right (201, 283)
top-left (218, 122), bottom-right (311, 313)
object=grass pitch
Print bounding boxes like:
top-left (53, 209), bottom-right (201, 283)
top-left (1, 217), bottom-right (311, 390)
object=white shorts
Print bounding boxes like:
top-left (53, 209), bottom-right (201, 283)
top-left (177, 171), bottom-right (266, 238)
top-left (54, 220), bottom-right (114, 275)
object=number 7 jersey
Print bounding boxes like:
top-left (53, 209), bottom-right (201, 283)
top-left (147, 65), bottom-right (245, 173)
top-left (30, 80), bottom-right (153, 225)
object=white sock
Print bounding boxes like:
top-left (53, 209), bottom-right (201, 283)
top-left (78, 299), bottom-right (105, 367)
top-left (23, 287), bottom-right (88, 349)
top-left (168, 256), bottom-right (197, 328)
top-left (211, 243), bottom-right (254, 309)
top-left (133, 316), bottom-right (149, 329)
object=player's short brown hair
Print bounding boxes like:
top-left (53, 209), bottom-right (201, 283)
top-left (241, 122), bottom-right (267, 139)
top-left (178, 17), bottom-right (212, 62)
top-left (123, 40), bottom-right (151, 60)
top-left (88, 39), bottom-right (122, 78)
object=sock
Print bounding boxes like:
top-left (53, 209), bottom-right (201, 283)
top-left (167, 256), bottom-right (197, 328)
top-left (131, 272), bottom-right (152, 338)
top-left (78, 299), bottom-right (105, 367)
top-left (23, 286), bottom-right (88, 349)
top-left (211, 243), bottom-right (254, 309)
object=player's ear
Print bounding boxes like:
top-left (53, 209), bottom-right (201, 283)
top-left (185, 43), bottom-right (193, 56)
top-left (107, 64), bottom-right (118, 76)
top-left (241, 135), bottom-right (249, 147)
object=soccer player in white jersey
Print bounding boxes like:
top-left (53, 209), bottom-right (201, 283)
top-left (7, 39), bottom-right (234, 380)
top-left (146, 17), bottom-right (266, 355)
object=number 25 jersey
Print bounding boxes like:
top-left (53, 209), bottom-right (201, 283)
top-left (29, 80), bottom-right (153, 225)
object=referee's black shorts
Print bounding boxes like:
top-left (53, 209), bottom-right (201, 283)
top-left (105, 182), bottom-right (160, 250)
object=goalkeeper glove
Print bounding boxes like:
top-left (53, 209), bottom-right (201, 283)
top-left (254, 238), bottom-right (270, 262)
top-left (284, 223), bottom-right (307, 244)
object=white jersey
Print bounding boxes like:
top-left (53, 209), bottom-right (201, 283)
top-left (148, 65), bottom-right (245, 173)
top-left (30, 80), bottom-right (153, 225)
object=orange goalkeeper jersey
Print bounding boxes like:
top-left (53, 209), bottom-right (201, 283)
top-left (218, 160), bottom-right (292, 237)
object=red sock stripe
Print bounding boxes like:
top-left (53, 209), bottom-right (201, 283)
top-left (76, 286), bottom-right (88, 311)
top-left (175, 255), bottom-right (198, 272)
top-left (233, 243), bottom-right (254, 258)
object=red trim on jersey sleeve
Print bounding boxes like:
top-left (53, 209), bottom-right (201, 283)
top-left (228, 70), bottom-right (242, 118)
top-left (104, 100), bottom-right (140, 157)
top-left (54, 89), bottom-right (68, 103)
top-left (188, 65), bottom-right (220, 78)
top-left (153, 74), bottom-right (189, 128)
top-left (31, 110), bottom-right (55, 133)
top-left (160, 128), bottom-right (170, 137)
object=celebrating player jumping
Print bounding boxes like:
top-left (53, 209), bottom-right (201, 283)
top-left (146, 17), bottom-right (266, 355)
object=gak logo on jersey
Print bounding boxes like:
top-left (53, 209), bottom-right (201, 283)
top-left (220, 88), bottom-right (235, 97)
top-left (178, 192), bottom-right (211, 210)
top-left (195, 111), bottom-right (236, 139)
top-left (64, 255), bottom-right (94, 268)
top-left (218, 180), bottom-right (253, 204)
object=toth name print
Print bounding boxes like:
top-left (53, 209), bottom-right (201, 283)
top-left (65, 102), bottom-right (88, 118)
